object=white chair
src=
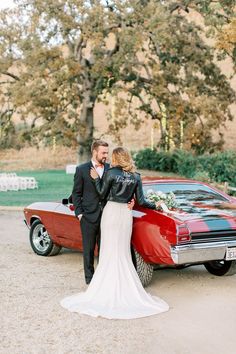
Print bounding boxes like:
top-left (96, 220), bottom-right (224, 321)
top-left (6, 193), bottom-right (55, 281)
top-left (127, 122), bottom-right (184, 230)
top-left (7, 177), bottom-right (20, 191)
top-left (0, 172), bottom-right (38, 192)
top-left (18, 177), bottom-right (27, 190)
top-left (25, 177), bottom-right (38, 189)
top-left (7, 172), bottom-right (17, 178)
top-left (0, 177), bottom-right (8, 192)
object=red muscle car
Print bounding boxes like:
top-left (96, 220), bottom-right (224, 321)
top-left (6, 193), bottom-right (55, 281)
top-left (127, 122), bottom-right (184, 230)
top-left (24, 178), bottom-right (236, 286)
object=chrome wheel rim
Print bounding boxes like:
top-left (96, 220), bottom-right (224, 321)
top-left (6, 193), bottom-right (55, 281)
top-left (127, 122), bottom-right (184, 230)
top-left (32, 224), bottom-right (51, 252)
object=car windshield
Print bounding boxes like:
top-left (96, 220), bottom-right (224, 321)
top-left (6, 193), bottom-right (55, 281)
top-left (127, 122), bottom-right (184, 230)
top-left (143, 183), bottom-right (229, 206)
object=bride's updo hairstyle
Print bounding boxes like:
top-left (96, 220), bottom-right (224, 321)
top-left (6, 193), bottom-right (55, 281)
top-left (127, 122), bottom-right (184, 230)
top-left (111, 147), bottom-right (136, 173)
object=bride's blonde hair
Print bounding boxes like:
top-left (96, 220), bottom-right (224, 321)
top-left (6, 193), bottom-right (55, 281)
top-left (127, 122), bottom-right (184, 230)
top-left (111, 147), bottom-right (136, 173)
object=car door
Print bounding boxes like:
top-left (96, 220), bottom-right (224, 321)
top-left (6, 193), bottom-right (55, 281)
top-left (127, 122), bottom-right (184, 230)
top-left (53, 204), bottom-right (83, 250)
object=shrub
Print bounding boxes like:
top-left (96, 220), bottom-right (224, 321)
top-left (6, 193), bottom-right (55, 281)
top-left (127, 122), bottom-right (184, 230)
top-left (192, 170), bottom-right (211, 183)
top-left (134, 148), bottom-right (236, 186)
top-left (206, 151), bottom-right (236, 185)
top-left (134, 149), bottom-right (178, 172)
top-left (133, 149), bottom-right (160, 170)
top-left (171, 150), bottom-right (198, 177)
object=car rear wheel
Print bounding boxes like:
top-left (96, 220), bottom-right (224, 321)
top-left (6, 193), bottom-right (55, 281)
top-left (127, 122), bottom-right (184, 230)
top-left (30, 219), bottom-right (61, 256)
top-left (204, 260), bottom-right (236, 276)
top-left (131, 247), bottom-right (154, 287)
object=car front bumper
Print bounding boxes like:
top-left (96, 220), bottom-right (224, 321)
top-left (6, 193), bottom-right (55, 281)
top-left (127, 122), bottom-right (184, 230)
top-left (171, 240), bottom-right (236, 264)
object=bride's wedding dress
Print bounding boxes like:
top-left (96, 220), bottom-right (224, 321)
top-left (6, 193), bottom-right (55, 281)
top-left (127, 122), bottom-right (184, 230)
top-left (60, 201), bottom-right (169, 319)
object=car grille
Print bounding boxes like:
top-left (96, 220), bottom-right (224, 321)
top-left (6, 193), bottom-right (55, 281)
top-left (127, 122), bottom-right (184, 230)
top-left (191, 230), bottom-right (236, 243)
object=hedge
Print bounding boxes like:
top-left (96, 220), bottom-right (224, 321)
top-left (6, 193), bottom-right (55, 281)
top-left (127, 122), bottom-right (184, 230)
top-left (133, 149), bottom-right (236, 187)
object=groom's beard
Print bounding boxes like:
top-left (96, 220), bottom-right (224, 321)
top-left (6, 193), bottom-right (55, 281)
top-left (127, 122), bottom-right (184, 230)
top-left (96, 156), bottom-right (107, 165)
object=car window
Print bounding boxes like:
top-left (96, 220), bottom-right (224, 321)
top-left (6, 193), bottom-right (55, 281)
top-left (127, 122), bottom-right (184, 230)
top-left (143, 183), bottom-right (229, 205)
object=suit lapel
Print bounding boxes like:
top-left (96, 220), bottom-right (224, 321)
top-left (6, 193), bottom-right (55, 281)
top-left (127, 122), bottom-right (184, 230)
top-left (87, 161), bottom-right (93, 181)
top-left (102, 163), bottom-right (110, 178)
top-left (104, 163), bottom-right (110, 172)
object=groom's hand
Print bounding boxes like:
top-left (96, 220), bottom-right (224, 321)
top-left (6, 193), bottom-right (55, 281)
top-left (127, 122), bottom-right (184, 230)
top-left (127, 198), bottom-right (135, 210)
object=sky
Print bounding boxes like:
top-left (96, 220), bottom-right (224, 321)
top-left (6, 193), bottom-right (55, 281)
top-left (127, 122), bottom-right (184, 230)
top-left (0, 0), bottom-right (15, 10)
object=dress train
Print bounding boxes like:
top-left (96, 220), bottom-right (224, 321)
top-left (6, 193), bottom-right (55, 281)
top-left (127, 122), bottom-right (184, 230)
top-left (60, 201), bottom-right (169, 319)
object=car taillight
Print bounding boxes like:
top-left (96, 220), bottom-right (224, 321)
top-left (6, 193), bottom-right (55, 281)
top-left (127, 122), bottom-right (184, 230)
top-left (177, 224), bottom-right (191, 243)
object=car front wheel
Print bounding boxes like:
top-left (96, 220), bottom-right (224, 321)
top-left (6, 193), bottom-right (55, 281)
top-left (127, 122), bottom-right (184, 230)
top-left (204, 260), bottom-right (236, 276)
top-left (30, 219), bottom-right (61, 256)
top-left (131, 247), bottom-right (154, 287)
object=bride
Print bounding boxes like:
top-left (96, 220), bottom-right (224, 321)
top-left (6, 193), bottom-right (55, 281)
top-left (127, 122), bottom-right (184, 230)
top-left (60, 147), bottom-right (169, 319)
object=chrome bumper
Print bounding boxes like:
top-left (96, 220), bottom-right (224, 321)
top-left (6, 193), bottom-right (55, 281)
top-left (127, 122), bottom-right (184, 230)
top-left (171, 240), bottom-right (236, 264)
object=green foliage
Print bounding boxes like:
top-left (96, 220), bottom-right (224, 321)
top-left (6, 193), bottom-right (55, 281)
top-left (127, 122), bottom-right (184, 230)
top-left (171, 150), bottom-right (198, 177)
top-left (0, 0), bottom-right (235, 156)
top-left (134, 148), bottom-right (236, 186)
top-left (133, 149), bottom-right (160, 170)
top-left (198, 151), bottom-right (236, 185)
top-left (191, 170), bottom-right (211, 183)
top-left (134, 148), bottom-right (179, 173)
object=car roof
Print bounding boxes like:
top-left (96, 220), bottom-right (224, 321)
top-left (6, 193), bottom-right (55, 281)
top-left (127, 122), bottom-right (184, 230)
top-left (142, 177), bottom-right (200, 184)
top-left (141, 176), bottom-right (232, 201)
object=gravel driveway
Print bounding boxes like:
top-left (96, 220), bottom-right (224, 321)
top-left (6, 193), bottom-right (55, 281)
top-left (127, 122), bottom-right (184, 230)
top-left (1, 210), bottom-right (236, 354)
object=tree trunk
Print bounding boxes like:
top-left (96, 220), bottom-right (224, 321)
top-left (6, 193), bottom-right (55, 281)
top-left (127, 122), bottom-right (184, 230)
top-left (77, 89), bottom-right (95, 163)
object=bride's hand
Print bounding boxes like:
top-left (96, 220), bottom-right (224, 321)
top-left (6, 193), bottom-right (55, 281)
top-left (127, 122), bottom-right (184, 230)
top-left (155, 201), bottom-right (162, 209)
top-left (127, 198), bottom-right (135, 210)
top-left (90, 167), bottom-right (99, 179)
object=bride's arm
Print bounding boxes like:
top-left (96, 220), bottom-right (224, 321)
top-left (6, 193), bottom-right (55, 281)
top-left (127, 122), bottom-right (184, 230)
top-left (90, 168), bottom-right (113, 198)
top-left (135, 174), bottom-right (156, 209)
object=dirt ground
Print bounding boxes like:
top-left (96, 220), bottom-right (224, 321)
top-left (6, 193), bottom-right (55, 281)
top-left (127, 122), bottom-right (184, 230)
top-left (1, 210), bottom-right (236, 354)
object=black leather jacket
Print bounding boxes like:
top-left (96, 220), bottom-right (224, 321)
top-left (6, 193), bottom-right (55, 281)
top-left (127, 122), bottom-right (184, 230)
top-left (93, 167), bottom-right (156, 209)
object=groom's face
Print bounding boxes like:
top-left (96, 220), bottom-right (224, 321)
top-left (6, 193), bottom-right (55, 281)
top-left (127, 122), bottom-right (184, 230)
top-left (95, 146), bottom-right (109, 164)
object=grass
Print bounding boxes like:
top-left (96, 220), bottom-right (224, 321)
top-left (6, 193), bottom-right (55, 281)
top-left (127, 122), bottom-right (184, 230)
top-left (0, 170), bottom-right (74, 206)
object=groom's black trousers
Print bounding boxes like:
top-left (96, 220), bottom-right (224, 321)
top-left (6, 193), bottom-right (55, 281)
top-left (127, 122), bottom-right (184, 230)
top-left (80, 216), bottom-right (101, 283)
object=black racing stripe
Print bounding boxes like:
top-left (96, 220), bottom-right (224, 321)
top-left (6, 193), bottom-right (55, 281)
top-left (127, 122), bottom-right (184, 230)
top-left (202, 217), bottom-right (232, 231)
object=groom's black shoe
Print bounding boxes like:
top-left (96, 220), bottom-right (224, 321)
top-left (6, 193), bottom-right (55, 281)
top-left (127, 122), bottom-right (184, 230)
top-left (86, 278), bottom-right (91, 284)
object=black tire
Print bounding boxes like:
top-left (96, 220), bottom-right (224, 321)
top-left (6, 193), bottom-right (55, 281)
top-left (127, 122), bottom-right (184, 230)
top-left (204, 260), bottom-right (236, 276)
top-left (131, 247), bottom-right (154, 287)
top-left (49, 244), bottom-right (62, 256)
top-left (30, 219), bottom-right (61, 256)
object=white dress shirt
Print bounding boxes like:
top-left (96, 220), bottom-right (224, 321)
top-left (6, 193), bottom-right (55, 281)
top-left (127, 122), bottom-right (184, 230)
top-left (91, 159), bottom-right (104, 178)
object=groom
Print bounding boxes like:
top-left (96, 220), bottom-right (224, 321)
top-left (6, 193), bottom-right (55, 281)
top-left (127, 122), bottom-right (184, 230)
top-left (72, 140), bottom-right (110, 284)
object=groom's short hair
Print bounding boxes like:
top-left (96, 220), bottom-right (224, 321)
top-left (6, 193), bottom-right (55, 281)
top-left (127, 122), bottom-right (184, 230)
top-left (91, 140), bottom-right (109, 152)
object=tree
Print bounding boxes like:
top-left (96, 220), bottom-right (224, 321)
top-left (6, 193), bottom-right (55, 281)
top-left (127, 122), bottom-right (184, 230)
top-left (217, 18), bottom-right (236, 68)
top-left (107, 0), bottom-right (235, 153)
top-left (0, 0), bottom-right (235, 158)
top-left (0, 0), bottom-right (129, 160)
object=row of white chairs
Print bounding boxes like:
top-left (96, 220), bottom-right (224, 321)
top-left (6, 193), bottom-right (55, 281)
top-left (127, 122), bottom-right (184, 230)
top-left (0, 173), bottom-right (38, 192)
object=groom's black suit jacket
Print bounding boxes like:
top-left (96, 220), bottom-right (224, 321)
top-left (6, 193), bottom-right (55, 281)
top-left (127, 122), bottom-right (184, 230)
top-left (72, 161), bottom-right (110, 223)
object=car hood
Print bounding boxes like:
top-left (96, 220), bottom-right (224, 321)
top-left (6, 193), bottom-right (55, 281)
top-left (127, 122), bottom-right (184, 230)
top-left (24, 202), bottom-right (60, 212)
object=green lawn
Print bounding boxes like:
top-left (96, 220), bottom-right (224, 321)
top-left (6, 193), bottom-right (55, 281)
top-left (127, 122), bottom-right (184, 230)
top-left (0, 170), bottom-right (74, 206)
